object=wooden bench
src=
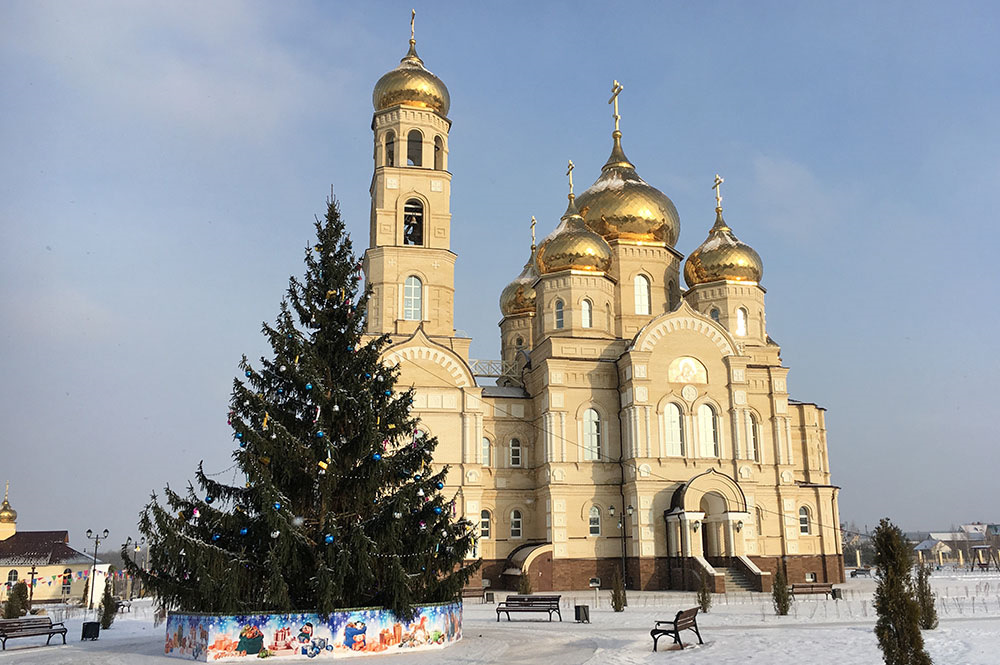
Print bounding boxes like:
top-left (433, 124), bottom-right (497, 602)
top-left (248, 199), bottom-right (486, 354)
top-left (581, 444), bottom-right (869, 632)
top-left (115, 597), bottom-right (132, 612)
top-left (651, 608), bottom-right (703, 651)
top-left (790, 582), bottom-right (834, 598)
top-left (461, 587), bottom-right (486, 603)
top-left (495, 594), bottom-right (562, 622)
top-left (849, 568), bottom-right (872, 578)
top-left (0, 617), bottom-right (68, 650)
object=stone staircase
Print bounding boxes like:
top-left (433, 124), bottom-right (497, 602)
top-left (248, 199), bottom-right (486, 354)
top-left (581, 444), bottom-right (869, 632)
top-left (717, 565), bottom-right (756, 592)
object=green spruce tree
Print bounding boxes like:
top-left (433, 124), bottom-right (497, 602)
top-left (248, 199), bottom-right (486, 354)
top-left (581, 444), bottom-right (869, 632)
top-left (80, 578), bottom-right (89, 609)
top-left (99, 579), bottom-right (117, 629)
top-left (772, 565), bottom-right (791, 616)
top-left (123, 200), bottom-right (478, 618)
top-left (610, 567), bottom-right (626, 612)
top-left (915, 561), bottom-right (938, 630)
top-left (872, 518), bottom-right (931, 665)
top-left (517, 573), bottom-right (533, 595)
top-left (697, 572), bottom-right (712, 613)
top-left (3, 581), bottom-right (28, 618)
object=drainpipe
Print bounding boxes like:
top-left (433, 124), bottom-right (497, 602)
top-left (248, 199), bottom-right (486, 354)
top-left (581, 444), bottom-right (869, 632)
top-left (613, 358), bottom-right (630, 598)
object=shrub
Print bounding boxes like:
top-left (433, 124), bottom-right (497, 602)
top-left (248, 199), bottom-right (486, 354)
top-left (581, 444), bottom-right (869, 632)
top-left (517, 572), bottom-right (532, 595)
top-left (610, 567), bottom-right (626, 612)
top-left (99, 579), bottom-right (117, 629)
top-left (915, 561), bottom-right (938, 630)
top-left (873, 518), bottom-right (931, 665)
top-left (3, 581), bottom-right (28, 618)
top-left (697, 572), bottom-right (712, 613)
top-left (772, 566), bottom-right (791, 616)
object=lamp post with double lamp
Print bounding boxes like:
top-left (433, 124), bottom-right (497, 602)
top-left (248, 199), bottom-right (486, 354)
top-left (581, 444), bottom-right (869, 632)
top-left (125, 537), bottom-right (146, 599)
top-left (608, 503), bottom-right (635, 591)
top-left (85, 529), bottom-right (108, 611)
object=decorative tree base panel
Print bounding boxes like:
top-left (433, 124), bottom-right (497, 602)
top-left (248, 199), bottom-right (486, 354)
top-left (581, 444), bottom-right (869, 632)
top-left (165, 601), bottom-right (462, 661)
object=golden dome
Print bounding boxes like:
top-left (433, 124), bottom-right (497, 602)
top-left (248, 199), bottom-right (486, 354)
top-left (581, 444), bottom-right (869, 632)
top-left (373, 39), bottom-right (450, 116)
top-left (0, 483), bottom-right (15, 523)
top-left (536, 196), bottom-right (613, 274)
top-left (684, 208), bottom-right (763, 287)
top-left (576, 131), bottom-right (680, 246)
top-left (500, 252), bottom-right (539, 316)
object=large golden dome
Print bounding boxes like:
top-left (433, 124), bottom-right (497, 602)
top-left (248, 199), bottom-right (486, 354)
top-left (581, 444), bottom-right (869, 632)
top-left (536, 196), bottom-right (613, 274)
top-left (684, 208), bottom-right (763, 287)
top-left (500, 252), bottom-right (539, 316)
top-left (373, 39), bottom-right (450, 116)
top-left (576, 131), bottom-right (680, 246)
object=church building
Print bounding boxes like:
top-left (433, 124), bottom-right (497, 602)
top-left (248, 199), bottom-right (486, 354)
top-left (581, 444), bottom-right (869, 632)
top-left (360, 23), bottom-right (843, 592)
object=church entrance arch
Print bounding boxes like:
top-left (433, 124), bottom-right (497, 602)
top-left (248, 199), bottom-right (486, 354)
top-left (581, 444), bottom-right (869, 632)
top-left (700, 491), bottom-right (729, 558)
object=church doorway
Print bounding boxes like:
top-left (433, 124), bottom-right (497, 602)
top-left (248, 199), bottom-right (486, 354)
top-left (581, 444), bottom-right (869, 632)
top-left (699, 491), bottom-right (728, 558)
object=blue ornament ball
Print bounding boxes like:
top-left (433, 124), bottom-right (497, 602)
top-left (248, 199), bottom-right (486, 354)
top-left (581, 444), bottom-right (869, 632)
top-left (324, 534), bottom-right (334, 544)
top-left (316, 431), bottom-right (324, 438)
top-left (235, 432), bottom-right (243, 439)
top-left (239, 527), bottom-right (248, 536)
top-left (434, 507), bottom-right (442, 514)
top-left (273, 501), bottom-right (282, 510)
top-left (245, 370), bottom-right (251, 378)
top-left (384, 390), bottom-right (391, 396)
top-left (278, 388), bottom-right (284, 394)
top-left (373, 453), bottom-right (382, 461)
top-left (305, 383), bottom-right (313, 390)
top-left (414, 474), bottom-right (422, 481)
top-left (365, 373), bottom-right (371, 379)
top-left (205, 496), bottom-right (214, 503)
top-left (436, 482), bottom-right (444, 490)
top-left (212, 533), bottom-right (220, 541)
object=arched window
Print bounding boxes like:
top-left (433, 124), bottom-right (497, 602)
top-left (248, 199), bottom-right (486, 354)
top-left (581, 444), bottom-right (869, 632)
top-left (697, 404), bottom-right (719, 457)
top-left (62, 568), bottom-right (72, 594)
top-left (433, 135), bottom-right (444, 170)
top-left (589, 506), bottom-right (601, 536)
top-left (403, 276), bottom-right (422, 320)
top-left (6, 570), bottom-right (17, 586)
top-left (385, 130), bottom-right (395, 167)
top-left (709, 307), bottom-right (720, 322)
top-left (510, 438), bottom-right (522, 467)
top-left (510, 510), bottom-right (523, 538)
top-left (583, 408), bottom-right (602, 460)
top-left (403, 199), bottom-right (424, 245)
top-left (581, 299), bottom-right (593, 328)
top-left (799, 507), bottom-right (811, 535)
top-left (746, 412), bottom-right (760, 462)
top-left (554, 299), bottom-right (564, 329)
top-left (665, 403), bottom-right (685, 456)
top-left (407, 129), bottom-right (423, 166)
top-left (634, 275), bottom-right (651, 315)
top-left (514, 336), bottom-right (524, 348)
top-left (481, 437), bottom-right (492, 466)
top-left (736, 307), bottom-right (748, 336)
top-left (480, 510), bottom-right (491, 539)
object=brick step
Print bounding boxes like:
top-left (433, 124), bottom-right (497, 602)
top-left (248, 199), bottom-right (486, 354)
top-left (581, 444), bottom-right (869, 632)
top-left (715, 566), bottom-right (756, 592)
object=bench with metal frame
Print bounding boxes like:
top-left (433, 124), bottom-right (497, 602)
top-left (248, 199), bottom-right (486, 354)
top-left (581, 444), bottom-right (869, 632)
top-left (651, 607), bottom-right (703, 651)
top-left (495, 594), bottom-right (562, 622)
top-left (0, 616), bottom-right (68, 650)
top-left (789, 582), bottom-right (834, 598)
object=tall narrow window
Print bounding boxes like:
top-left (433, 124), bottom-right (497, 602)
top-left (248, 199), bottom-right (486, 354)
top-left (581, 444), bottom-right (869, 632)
top-left (510, 438), bottom-right (522, 467)
top-left (481, 437), bottom-right (492, 466)
top-left (403, 276), bottom-right (422, 320)
top-left (62, 568), bottom-right (72, 594)
top-left (554, 299), bottom-right (564, 329)
top-left (589, 506), bottom-right (601, 536)
top-left (433, 135), bottom-right (444, 170)
top-left (583, 408), bottom-right (602, 460)
top-left (799, 507), bottom-right (811, 535)
top-left (665, 403), bottom-right (685, 456)
top-left (510, 510), bottom-right (523, 538)
top-left (581, 299), bottom-right (593, 328)
top-left (480, 510), bottom-right (491, 539)
top-left (407, 129), bottom-right (423, 166)
top-left (385, 130), bottom-right (395, 167)
top-left (709, 307), bottom-right (720, 322)
top-left (746, 412), bottom-right (760, 462)
top-left (736, 307), bottom-right (748, 336)
top-left (7, 570), bottom-right (18, 585)
top-left (697, 404), bottom-right (719, 457)
top-left (634, 275), bottom-right (651, 315)
top-left (403, 199), bottom-right (424, 245)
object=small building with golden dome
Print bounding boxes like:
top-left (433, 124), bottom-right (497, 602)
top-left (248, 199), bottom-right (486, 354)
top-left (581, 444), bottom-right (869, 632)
top-left (360, 20), bottom-right (843, 592)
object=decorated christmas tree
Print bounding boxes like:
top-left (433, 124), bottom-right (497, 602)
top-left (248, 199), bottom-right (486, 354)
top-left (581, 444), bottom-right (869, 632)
top-left (123, 200), bottom-right (478, 618)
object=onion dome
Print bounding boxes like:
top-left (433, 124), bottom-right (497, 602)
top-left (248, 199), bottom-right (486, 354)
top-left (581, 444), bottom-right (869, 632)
top-left (500, 252), bottom-right (539, 316)
top-left (536, 195), bottom-right (613, 274)
top-left (0, 483), bottom-right (15, 523)
top-left (684, 207), bottom-right (763, 287)
top-left (576, 130), bottom-right (680, 246)
top-left (373, 37), bottom-right (450, 116)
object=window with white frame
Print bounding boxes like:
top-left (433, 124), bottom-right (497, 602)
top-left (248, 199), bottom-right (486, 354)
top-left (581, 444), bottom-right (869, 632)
top-left (481, 437), bottom-right (492, 466)
top-left (634, 274), bottom-right (651, 315)
top-left (736, 307), bottom-right (748, 336)
top-left (403, 276), bottom-right (422, 320)
top-left (583, 408), bottom-right (602, 460)
top-left (510, 438), bottom-right (522, 467)
top-left (480, 510), bottom-right (491, 539)
top-left (697, 404), bottom-right (719, 457)
top-left (665, 402), bottom-right (685, 456)
top-left (554, 299), bottom-right (564, 329)
top-left (746, 411), bottom-right (760, 461)
top-left (799, 507), bottom-right (811, 535)
top-left (510, 510), bottom-right (523, 538)
top-left (581, 299), bottom-right (593, 328)
top-left (589, 506), bottom-right (601, 536)
top-left (7, 570), bottom-right (18, 585)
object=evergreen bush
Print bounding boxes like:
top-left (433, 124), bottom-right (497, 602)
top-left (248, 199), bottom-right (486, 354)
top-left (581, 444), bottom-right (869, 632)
top-left (873, 518), bottom-right (931, 665)
top-left (81, 578), bottom-right (90, 608)
top-left (915, 561), bottom-right (938, 630)
top-left (517, 572), bottom-right (533, 595)
top-left (610, 567), bottom-right (626, 612)
top-left (697, 572), bottom-right (712, 613)
top-left (99, 579), bottom-right (117, 629)
top-left (3, 581), bottom-right (28, 618)
top-left (772, 566), bottom-right (791, 616)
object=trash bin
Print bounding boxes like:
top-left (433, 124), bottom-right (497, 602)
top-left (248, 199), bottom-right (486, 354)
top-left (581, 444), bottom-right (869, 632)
top-left (831, 588), bottom-right (843, 600)
top-left (574, 605), bottom-right (590, 623)
top-left (81, 621), bottom-right (100, 641)
top-left (485, 591), bottom-right (495, 604)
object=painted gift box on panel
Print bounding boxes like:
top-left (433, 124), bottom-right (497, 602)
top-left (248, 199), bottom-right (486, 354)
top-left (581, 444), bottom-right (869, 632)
top-left (165, 601), bottom-right (461, 661)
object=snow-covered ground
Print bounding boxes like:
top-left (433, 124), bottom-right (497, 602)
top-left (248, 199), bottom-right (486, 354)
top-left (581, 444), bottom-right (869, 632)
top-left (2, 572), bottom-right (998, 664)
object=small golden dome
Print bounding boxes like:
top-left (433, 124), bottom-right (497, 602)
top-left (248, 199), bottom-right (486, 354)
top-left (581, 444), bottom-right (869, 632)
top-left (500, 253), bottom-right (539, 316)
top-left (373, 40), bottom-right (450, 116)
top-left (537, 196), bottom-right (613, 274)
top-left (684, 208), bottom-right (763, 287)
top-left (0, 483), bottom-right (15, 523)
top-left (576, 131), bottom-right (680, 246)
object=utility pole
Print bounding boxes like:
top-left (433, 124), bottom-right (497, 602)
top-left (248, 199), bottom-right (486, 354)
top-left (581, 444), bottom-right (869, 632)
top-left (85, 529), bottom-right (108, 612)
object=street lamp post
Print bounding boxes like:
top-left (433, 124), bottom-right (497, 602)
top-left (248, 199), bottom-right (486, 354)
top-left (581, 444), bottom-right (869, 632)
top-left (85, 529), bottom-right (108, 611)
top-left (125, 537), bottom-right (146, 599)
top-left (609, 503), bottom-right (635, 592)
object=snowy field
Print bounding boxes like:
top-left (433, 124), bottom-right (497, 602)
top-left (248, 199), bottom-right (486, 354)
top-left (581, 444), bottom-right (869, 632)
top-left (2, 572), bottom-right (998, 664)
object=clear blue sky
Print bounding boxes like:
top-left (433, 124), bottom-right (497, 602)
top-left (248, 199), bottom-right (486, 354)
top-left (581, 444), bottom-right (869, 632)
top-left (1, 1), bottom-right (997, 548)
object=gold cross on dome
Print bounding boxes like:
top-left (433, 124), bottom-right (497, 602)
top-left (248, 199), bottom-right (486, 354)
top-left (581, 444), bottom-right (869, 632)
top-left (566, 160), bottom-right (575, 195)
top-left (530, 216), bottom-right (537, 249)
top-left (609, 80), bottom-right (624, 132)
top-left (712, 174), bottom-right (724, 208)
top-left (410, 9), bottom-right (416, 41)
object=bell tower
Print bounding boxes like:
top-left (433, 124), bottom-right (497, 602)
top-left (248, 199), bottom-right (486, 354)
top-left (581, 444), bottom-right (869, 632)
top-left (364, 14), bottom-right (456, 339)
